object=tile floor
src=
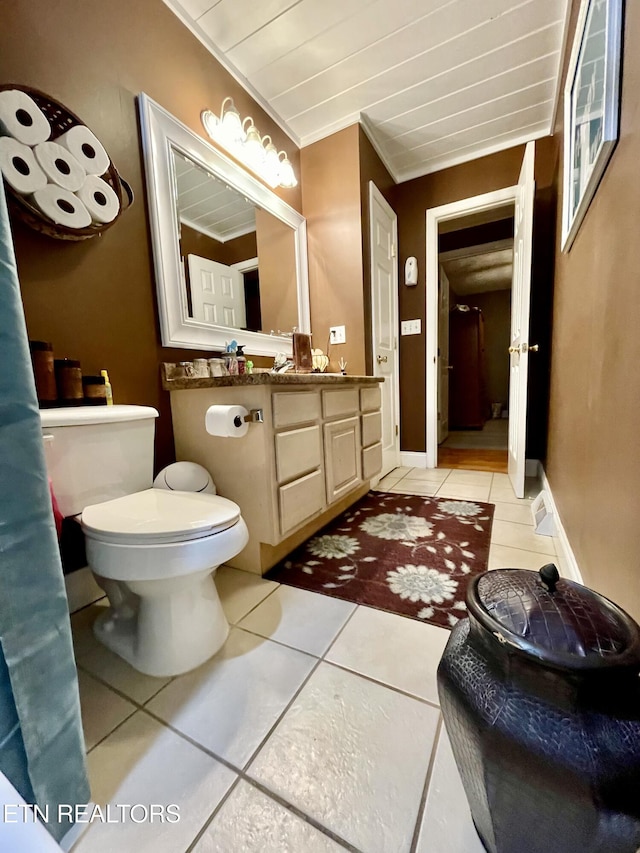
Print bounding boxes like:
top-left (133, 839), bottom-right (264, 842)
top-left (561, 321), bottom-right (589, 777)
top-left (70, 467), bottom-right (565, 853)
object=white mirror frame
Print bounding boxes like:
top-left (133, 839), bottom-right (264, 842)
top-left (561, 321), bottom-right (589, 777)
top-left (138, 93), bottom-right (310, 355)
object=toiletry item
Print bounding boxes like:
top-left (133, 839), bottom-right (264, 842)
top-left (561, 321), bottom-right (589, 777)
top-left (192, 358), bottom-right (210, 378)
top-left (82, 375), bottom-right (107, 405)
top-left (32, 184), bottom-right (92, 229)
top-left (54, 359), bottom-right (83, 406)
top-left (29, 340), bottom-right (57, 406)
top-left (76, 175), bottom-right (120, 224)
top-left (224, 340), bottom-right (239, 375)
top-left (0, 138), bottom-right (47, 195)
top-left (100, 370), bottom-right (113, 405)
top-left (33, 140), bottom-right (86, 192)
top-left (0, 89), bottom-right (51, 146)
top-left (179, 361), bottom-right (196, 378)
top-left (236, 346), bottom-right (246, 375)
top-left (55, 124), bottom-right (110, 176)
top-left (245, 360), bottom-right (253, 375)
top-left (208, 356), bottom-right (227, 377)
top-left (205, 405), bottom-right (249, 438)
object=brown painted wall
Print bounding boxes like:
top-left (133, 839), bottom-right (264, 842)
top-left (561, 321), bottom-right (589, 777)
top-left (301, 125), bottom-right (366, 373)
top-left (180, 226), bottom-right (257, 268)
top-left (462, 289), bottom-right (511, 408)
top-left (392, 136), bottom-right (557, 451)
top-left (546, 3), bottom-right (640, 617)
top-left (0, 0), bottom-right (300, 470)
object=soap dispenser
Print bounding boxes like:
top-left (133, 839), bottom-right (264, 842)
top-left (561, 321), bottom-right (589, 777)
top-left (236, 345), bottom-right (246, 375)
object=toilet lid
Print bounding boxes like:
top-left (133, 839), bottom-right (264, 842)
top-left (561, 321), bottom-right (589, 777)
top-left (81, 489), bottom-right (241, 544)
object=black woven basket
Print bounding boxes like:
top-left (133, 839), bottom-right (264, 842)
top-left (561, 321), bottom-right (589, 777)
top-left (0, 84), bottom-right (133, 241)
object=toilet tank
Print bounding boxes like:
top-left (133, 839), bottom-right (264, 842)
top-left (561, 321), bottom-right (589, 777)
top-left (40, 405), bottom-right (159, 517)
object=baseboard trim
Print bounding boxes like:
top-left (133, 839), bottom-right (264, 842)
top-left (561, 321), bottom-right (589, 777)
top-left (540, 469), bottom-right (584, 585)
top-left (525, 458), bottom-right (542, 478)
top-left (400, 451), bottom-right (428, 468)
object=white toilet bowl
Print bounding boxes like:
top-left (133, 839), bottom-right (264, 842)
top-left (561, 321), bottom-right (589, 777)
top-left (82, 488), bottom-right (249, 676)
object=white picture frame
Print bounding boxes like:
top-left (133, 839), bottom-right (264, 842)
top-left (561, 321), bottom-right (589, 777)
top-left (561, 0), bottom-right (624, 251)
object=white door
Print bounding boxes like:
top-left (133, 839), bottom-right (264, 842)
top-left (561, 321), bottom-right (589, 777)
top-left (369, 182), bottom-right (400, 476)
top-left (508, 141), bottom-right (536, 498)
top-left (187, 254), bottom-right (246, 328)
top-left (437, 265), bottom-right (450, 444)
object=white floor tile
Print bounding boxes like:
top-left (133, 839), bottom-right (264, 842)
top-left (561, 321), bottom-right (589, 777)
top-left (374, 473), bottom-right (403, 490)
top-left (326, 605), bottom-right (449, 704)
top-left (216, 566), bottom-right (279, 624)
top-left (74, 711), bottom-right (236, 853)
top-left (388, 482), bottom-right (440, 496)
top-left (416, 726), bottom-right (485, 853)
top-left (445, 470), bottom-right (493, 486)
top-left (436, 484), bottom-right (491, 502)
top-left (403, 468), bottom-right (451, 483)
top-left (72, 603), bottom-right (171, 704)
top-left (491, 520), bottom-right (556, 556)
top-left (488, 544), bottom-right (548, 571)
top-left (248, 662), bottom-right (439, 853)
top-left (389, 466), bottom-right (413, 478)
top-left (193, 779), bottom-right (344, 852)
top-left (238, 586), bottom-right (356, 657)
top-left (147, 628), bottom-right (315, 768)
top-left (489, 484), bottom-right (532, 505)
top-left (77, 670), bottom-right (136, 751)
top-left (491, 501), bottom-right (535, 525)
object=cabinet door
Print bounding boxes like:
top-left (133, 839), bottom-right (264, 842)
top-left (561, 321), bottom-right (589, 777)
top-left (323, 416), bottom-right (362, 503)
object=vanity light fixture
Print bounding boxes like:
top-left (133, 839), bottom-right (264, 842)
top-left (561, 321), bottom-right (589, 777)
top-left (200, 100), bottom-right (297, 189)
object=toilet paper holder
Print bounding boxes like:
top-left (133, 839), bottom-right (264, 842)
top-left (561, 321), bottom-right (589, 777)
top-left (233, 409), bottom-right (264, 428)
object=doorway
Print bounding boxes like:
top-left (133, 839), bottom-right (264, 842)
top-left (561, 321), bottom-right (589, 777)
top-left (438, 215), bottom-right (515, 474)
top-left (425, 140), bottom-right (536, 496)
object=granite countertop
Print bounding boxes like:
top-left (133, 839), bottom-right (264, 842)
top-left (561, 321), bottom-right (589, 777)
top-left (162, 372), bottom-right (384, 391)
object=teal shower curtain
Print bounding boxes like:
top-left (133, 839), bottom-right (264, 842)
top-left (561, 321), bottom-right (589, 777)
top-left (0, 180), bottom-right (89, 842)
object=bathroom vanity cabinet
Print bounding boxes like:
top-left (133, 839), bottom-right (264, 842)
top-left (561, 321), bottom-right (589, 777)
top-left (164, 373), bottom-right (384, 574)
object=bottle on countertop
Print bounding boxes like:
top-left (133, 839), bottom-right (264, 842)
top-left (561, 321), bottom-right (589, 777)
top-left (236, 345), bottom-right (246, 375)
top-left (100, 369), bottom-right (113, 405)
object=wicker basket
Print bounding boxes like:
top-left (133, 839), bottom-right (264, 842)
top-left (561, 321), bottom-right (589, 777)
top-left (0, 84), bottom-right (133, 241)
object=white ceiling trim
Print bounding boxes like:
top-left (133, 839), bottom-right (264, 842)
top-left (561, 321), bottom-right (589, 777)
top-left (359, 114), bottom-right (401, 183)
top-left (162, 0), bottom-right (301, 146)
top-left (549, 0), bottom-right (575, 133)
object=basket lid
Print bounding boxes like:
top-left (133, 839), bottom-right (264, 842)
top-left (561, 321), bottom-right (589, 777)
top-left (468, 565), bottom-right (640, 671)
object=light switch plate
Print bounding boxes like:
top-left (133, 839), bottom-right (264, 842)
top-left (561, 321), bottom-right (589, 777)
top-left (401, 319), bottom-right (421, 336)
top-left (329, 325), bottom-right (346, 344)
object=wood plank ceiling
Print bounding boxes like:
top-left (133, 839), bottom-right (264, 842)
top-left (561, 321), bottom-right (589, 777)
top-left (164, 0), bottom-right (570, 182)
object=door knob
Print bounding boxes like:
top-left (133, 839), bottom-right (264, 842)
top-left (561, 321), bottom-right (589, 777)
top-left (508, 346), bottom-right (519, 354)
top-left (376, 355), bottom-right (388, 364)
top-left (529, 344), bottom-right (539, 352)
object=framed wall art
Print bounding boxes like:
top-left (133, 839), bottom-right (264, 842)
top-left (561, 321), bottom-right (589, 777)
top-left (562, 0), bottom-right (624, 251)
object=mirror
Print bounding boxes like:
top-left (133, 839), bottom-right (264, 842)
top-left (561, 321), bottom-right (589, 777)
top-left (138, 94), bottom-right (310, 355)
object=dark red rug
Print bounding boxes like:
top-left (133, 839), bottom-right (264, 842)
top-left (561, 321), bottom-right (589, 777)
top-left (266, 491), bottom-right (495, 629)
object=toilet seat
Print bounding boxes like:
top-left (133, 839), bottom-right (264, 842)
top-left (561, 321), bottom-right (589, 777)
top-left (81, 488), bottom-right (240, 545)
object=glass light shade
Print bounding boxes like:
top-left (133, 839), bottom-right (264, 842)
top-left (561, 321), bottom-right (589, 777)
top-left (262, 137), bottom-right (281, 188)
top-left (278, 152), bottom-right (297, 188)
top-left (220, 98), bottom-right (244, 145)
top-left (201, 109), bottom-right (219, 139)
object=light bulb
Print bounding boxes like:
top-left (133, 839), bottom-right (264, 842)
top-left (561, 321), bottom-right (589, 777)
top-left (201, 109), bottom-right (219, 139)
top-left (220, 98), bottom-right (244, 145)
top-left (262, 136), bottom-right (280, 188)
top-left (277, 152), bottom-right (297, 188)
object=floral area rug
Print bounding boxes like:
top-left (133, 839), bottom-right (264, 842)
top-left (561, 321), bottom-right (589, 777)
top-left (266, 491), bottom-right (495, 629)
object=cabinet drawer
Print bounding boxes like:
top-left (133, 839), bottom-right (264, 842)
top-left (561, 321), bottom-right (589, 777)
top-left (360, 385), bottom-right (381, 413)
top-left (275, 425), bottom-right (322, 484)
top-left (322, 388), bottom-right (359, 419)
top-left (361, 411), bottom-right (382, 448)
top-left (362, 442), bottom-right (383, 480)
top-left (279, 469), bottom-right (325, 536)
top-left (273, 391), bottom-right (320, 428)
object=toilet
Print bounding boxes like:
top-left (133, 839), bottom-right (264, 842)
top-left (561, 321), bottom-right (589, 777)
top-left (40, 405), bottom-right (248, 677)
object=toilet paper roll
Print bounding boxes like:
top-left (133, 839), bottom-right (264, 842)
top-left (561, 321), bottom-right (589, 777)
top-left (205, 405), bottom-right (249, 438)
top-left (76, 174), bottom-right (120, 223)
top-left (0, 137), bottom-right (47, 194)
top-left (56, 124), bottom-right (110, 176)
top-left (0, 89), bottom-right (51, 146)
top-left (34, 141), bottom-right (86, 192)
top-left (32, 184), bottom-right (92, 229)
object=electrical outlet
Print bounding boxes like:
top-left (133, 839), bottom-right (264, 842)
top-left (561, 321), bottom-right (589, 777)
top-left (401, 319), bottom-right (422, 336)
top-left (329, 325), bottom-right (346, 344)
